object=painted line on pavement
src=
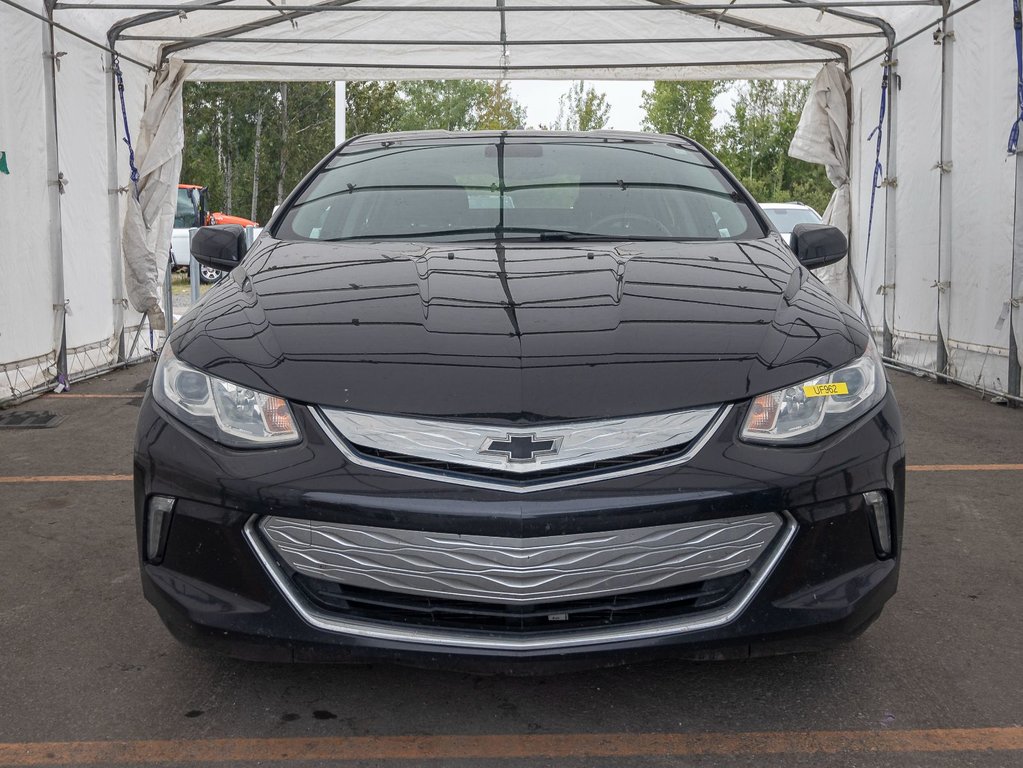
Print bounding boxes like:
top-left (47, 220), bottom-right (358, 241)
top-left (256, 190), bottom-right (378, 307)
top-left (0, 474), bottom-right (132, 484)
top-left (907, 463), bottom-right (1023, 472)
top-left (42, 393), bottom-right (139, 399)
top-left (2, 465), bottom-right (1023, 486)
top-left (0, 727), bottom-right (1020, 765)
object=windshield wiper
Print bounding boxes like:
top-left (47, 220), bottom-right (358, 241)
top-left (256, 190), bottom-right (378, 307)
top-left (317, 227), bottom-right (717, 243)
top-left (535, 230), bottom-right (619, 241)
top-left (320, 227), bottom-right (501, 242)
top-left (530, 230), bottom-right (714, 242)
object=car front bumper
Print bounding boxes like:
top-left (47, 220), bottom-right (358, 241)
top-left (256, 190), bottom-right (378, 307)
top-left (134, 391), bottom-right (904, 671)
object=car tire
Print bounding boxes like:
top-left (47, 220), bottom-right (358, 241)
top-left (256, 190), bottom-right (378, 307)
top-left (199, 265), bottom-right (224, 284)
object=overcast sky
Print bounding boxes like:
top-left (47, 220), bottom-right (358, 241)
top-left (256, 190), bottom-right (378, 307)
top-left (508, 80), bottom-right (736, 132)
top-left (507, 80), bottom-right (650, 131)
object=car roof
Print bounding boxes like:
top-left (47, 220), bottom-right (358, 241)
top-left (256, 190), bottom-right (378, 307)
top-left (760, 202), bottom-right (813, 210)
top-left (345, 129), bottom-right (701, 150)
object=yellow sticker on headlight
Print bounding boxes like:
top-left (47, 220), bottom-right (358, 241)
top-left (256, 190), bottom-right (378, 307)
top-left (803, 382), bottom-right (850, 397)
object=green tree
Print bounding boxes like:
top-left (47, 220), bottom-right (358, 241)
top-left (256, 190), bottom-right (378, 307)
top-left (346, 81), bottom-right (403, 136)
top-left (640, 81), bottom-right (727, 146)
top-left (715, 80), bottom-right (831, 212)
top-left (553, 81), bottom-right (611, 131)
top-left (182, 81), bottom-right (336, 225)
top-left (397, 80), bottom-right (492, 132)
top-left (475, 81), bottom-right (527, 130)
top-left (181, 79), bottom-right (529, 223)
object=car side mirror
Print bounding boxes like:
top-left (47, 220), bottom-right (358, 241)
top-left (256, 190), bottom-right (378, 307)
top-left (790, 224), bottom-right (847, 269)
top-left (190, 224), bottom-right (247, 271)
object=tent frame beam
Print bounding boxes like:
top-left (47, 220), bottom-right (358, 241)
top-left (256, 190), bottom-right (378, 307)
top-left (152, 0), bottom-right (367, 61)
top-left (97, 0), bottom-right (902, 75)
top-left (142, 0), bottom-right (874, 73)
top-left (645, 0), bottom-right (848, 65)
top-left (120, 32), bottom-right (886, 44)
top-left (174, 58), bottom-right (842, 71)
top-left (66, 1), bottom-right (943, 11)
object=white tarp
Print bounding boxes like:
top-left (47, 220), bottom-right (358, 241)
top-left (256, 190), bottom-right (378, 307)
top-left (789, 62), bottom-right (851, 303)
top-left (1, 0), bottom-right (1021, 402)
top-left (0, 7), bottom-right (58, 399)
top-left (122, 58), bottom-right (193, 331)
top-left (55, 31), bottom-right (120, 375)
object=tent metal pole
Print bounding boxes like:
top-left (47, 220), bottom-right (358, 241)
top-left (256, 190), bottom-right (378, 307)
top-left (64, 2), bottom-right (944, 11)
top-left (106, 0), bottom-right (235, 48)
top-left (881, 55), bottom-right (898, 359)
top-left (935, 6), bottom-right (954, 379)
top-left (153, 0), bottom-right (864, 70)
top-left (42, 6), bottom-right (69, 388)
top-left (123, 32), bottom-right (887, 45)
top-left (177, 57), bottom-right (840, 71)
top-left (107, 54), bottom-right (128, 364)
top-left (1010, 153), bottom-right (1022, 400)
top-left (497, 0), bottom-right (509, 75)
top-left (645, 0), bottom-right (848, 63)
top-left (334, 82), bottom-right (347, 146)
top-left (882, 358), bottom-right (1023, 406)
top-left (780, 0), bottom-right (897, 66)
top-left (152, 0), bottom-right (366, 66)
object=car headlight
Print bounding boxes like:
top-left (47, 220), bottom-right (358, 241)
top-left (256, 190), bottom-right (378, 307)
top-left (741, 340), bottom-right (887, 444)
top-left (153, 345), bottom-right (300, 447)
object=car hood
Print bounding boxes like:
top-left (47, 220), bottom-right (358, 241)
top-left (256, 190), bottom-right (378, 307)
top-left (170, 237), bottom-right (867, 421)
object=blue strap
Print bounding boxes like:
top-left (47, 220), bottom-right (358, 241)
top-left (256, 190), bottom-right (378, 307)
top-left (113, 56), bottom-right (141, 201)
top-left (1009, 0), bottom-right (1023, 153)
top-left (858, 65), bottom-right (889, 322)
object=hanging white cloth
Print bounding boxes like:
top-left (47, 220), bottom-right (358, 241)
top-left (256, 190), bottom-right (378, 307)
top-left (121, 58), bottom-right (194, 330)
top-left (789, 62), bottom-right (851, 303)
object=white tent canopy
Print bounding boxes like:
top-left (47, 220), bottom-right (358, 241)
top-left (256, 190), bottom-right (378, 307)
top-left (2, 0), bottom-right (1021, 403)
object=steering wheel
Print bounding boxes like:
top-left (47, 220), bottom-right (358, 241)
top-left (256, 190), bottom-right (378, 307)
top-left (589, 213), bottom-right (673, 237)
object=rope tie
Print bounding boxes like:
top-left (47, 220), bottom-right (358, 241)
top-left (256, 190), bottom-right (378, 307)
top-left (113, 56), bottom-right (140, 201)
top-left (1008, 0), bottom-right (1023, 153)
top-left (857, 64), bottom-right (890, 326)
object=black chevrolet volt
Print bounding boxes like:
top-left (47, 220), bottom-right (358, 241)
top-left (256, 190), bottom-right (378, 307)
top-left (135, 131), bottom-right (904, 670)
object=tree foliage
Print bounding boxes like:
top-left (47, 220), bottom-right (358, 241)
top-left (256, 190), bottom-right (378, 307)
top-left (553, 81), bottom-right (611, 131)
top-left (637, 79), bottom-right (834, 213)
top-left (640, 81), bottom-right (726, 147)
top-left (475, 81), bottom-right (528, 130)
top-left (345, 81), bottom-right (404, 136)
top-left (182, 79), bottom-right (529, 223)
top-left (182, 77), bottom-right (834, 224)
top-left (182, 81), bottom-right (335, 225)
top-left (713, 80), bottom-right (832, 213)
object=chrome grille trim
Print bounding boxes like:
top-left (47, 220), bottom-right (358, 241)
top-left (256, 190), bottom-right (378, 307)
top-left (260, 513), bottom-right (783, 604)
top-left (245, 512), bottom-right (797, 651)
top-left (310, 405), bottom-right (732, 493)
top-left (320, 406), bottom-right (722, 474)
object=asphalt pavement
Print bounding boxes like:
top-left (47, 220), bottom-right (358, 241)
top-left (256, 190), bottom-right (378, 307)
top-left (0, 364), bottom-right (1021, 767)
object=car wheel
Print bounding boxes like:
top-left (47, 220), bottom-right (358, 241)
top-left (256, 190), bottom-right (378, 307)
top-left (199, 265), bottom-right (224, 284)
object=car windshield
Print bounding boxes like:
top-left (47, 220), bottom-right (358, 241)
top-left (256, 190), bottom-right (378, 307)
top-left (174, 189), bottom-right (199, 229)
top-left (275, 136), bottom-right (765, 243)
top-left (761, 206), bottom-right (822, 232)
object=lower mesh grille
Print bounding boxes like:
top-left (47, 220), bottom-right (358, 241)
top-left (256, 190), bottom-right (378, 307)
top-left (290, 570), bottom-right (748, 633)
top-left (259, 513), bottom-right (784, 605)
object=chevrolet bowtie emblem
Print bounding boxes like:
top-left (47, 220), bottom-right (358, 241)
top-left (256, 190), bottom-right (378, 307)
top-left (480, 433), bottom-right (562, 462)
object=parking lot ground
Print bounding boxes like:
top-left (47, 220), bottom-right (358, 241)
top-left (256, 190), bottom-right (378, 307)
top-left (0, 364), bottom-right (1021, 768)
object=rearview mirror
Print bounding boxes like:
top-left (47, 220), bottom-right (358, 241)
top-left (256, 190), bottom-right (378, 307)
top-left (190, 224), bottom-right (247, 271)
top-left (790, 224), bottom-right (847, 270)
